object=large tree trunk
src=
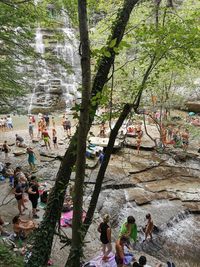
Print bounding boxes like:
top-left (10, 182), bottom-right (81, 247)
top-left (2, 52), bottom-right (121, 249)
top-left (26, 1), bottom-right (140, 266)
top-left (67, 0), bottom-right (91, 266)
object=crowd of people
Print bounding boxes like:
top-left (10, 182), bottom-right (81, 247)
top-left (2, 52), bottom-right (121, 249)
top-left (1, 163), bottom-right (41, 219)
top-left (0, 115), bottom-right (13, 131)
top-left (97, 214), bottom-right (174, 267)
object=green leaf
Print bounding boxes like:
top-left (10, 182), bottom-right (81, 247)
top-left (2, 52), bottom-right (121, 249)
top-left (109, 38), bottom-right (117, 48)
top-left (103, 50), bottom-right (111, 57)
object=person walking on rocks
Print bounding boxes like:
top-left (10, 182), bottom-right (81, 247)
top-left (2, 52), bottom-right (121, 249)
top-left (98, 214), bottom-right (112, 261)
top-left (143, 213), bottom-right (154, 241)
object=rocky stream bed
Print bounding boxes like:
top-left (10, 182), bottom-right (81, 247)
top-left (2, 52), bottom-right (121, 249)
top-left (0, 123), bottom-right (200, 267)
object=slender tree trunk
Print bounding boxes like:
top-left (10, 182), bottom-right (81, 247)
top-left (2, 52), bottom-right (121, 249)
top-left (27, 1), bottom-right (140, 266)
top-left (81, 53), bottom-right (158, 238)
top-left (67, 0), bottom-right (91, 266)
top-left (82, 103), bottom-right (132, 235)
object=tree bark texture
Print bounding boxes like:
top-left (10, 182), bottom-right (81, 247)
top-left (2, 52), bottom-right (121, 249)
top-left (26, 1), bottom-right (140, 266)
top-left (82, 103), bottom-right (132, 235)
top-left (67, 0), bottom-right (91, 266)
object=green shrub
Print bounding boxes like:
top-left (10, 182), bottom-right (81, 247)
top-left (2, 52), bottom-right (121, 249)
top-left (0, 243), bottom-right (24, 267)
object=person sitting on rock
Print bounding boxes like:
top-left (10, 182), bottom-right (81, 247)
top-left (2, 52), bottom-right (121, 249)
top-left (15, 134), bottom-right (24, 147)
top-left (62, 196), bottom-right (73, 212)
top-left (133, 255), bottom-right (153, 267)
top-left (119, 216), bottom-right (137, 245)
top-left (115, 235), bottom-right (129, 267)
top-left (0, 216), bottom-right (10, 236)
top-left (12, 215), bottom-right (37, 239)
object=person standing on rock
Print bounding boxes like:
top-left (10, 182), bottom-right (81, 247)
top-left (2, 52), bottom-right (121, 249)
top-left (119, 216), bottom-right (137, 245)
top-left (143, 213), bottom-right (154, 241)
top-left (14, 179), bottom-right (27, 215)
top-left (37, 120), bottom-right (42, 138)
top-left (44, 114), bottom-right (50, 129)
top-left (52, 128), bottom-right (58, 149)
top-left (65, 118), bottom-right (71, 137)
top-left (28, 176), bottom-right (40, 219)
top-left (52, 116), bottom-right (56, 128)
top-left (28, 122), bottom-right (34, 139)
top-left (62, 115), bottom-right (66, 132)
top-left (2, 140), bottom-right (10, 160)
top-left (98, 214), bottom-right (112, 261)
top-left (6, 115), bottom-right (13, 130)
top-left (42, 128), bottom-right (51, 150)
top-left (27, 147), bottom-right (36, 171)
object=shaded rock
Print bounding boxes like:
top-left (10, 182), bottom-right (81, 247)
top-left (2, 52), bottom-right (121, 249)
top-left (183, 202), bottom-right (200, 214)
top-left (13, 150), bottom-right (26, 156)
top-left (185, 101), bottom-right (200, 112)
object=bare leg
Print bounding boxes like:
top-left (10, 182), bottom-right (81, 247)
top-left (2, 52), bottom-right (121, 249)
top-left (104, 243), bottom-right (112, 257)
top-left (18, 200), bottom-right (23, 215)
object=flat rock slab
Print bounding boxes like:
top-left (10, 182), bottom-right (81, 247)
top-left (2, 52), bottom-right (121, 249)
top-left (89, 137), bottom-right (122, 148)
top-left (13, 150), bottom-right (26, 156)
top-left (125, 187), bottom-right (155, 205)
top-left (125, 137), bottom-right (155, 150)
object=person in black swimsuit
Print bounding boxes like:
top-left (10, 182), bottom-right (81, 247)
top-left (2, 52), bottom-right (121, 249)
top-left (28, 176), bottom-right (40, 219)
top-left (14, 180), bottom-right (26, 215)
top-left (2, 140), bottom-right (10, 160)
top-left (97, 214), bottom-right (112, 261)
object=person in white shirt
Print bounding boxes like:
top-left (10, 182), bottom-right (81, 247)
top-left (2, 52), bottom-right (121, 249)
top-left (7, 115), bottom-right (13, 129)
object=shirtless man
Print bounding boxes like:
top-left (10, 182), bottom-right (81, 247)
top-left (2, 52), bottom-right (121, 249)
top-left (115, 236), bottom-right (128, 267)
top-left (143, 213), bottom-right (154, 241)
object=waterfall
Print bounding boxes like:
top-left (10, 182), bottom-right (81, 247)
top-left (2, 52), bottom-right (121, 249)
top-left (35, 28), bottom-right (45, 54)
top-left (28, 9), bottom-right (81, 114)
